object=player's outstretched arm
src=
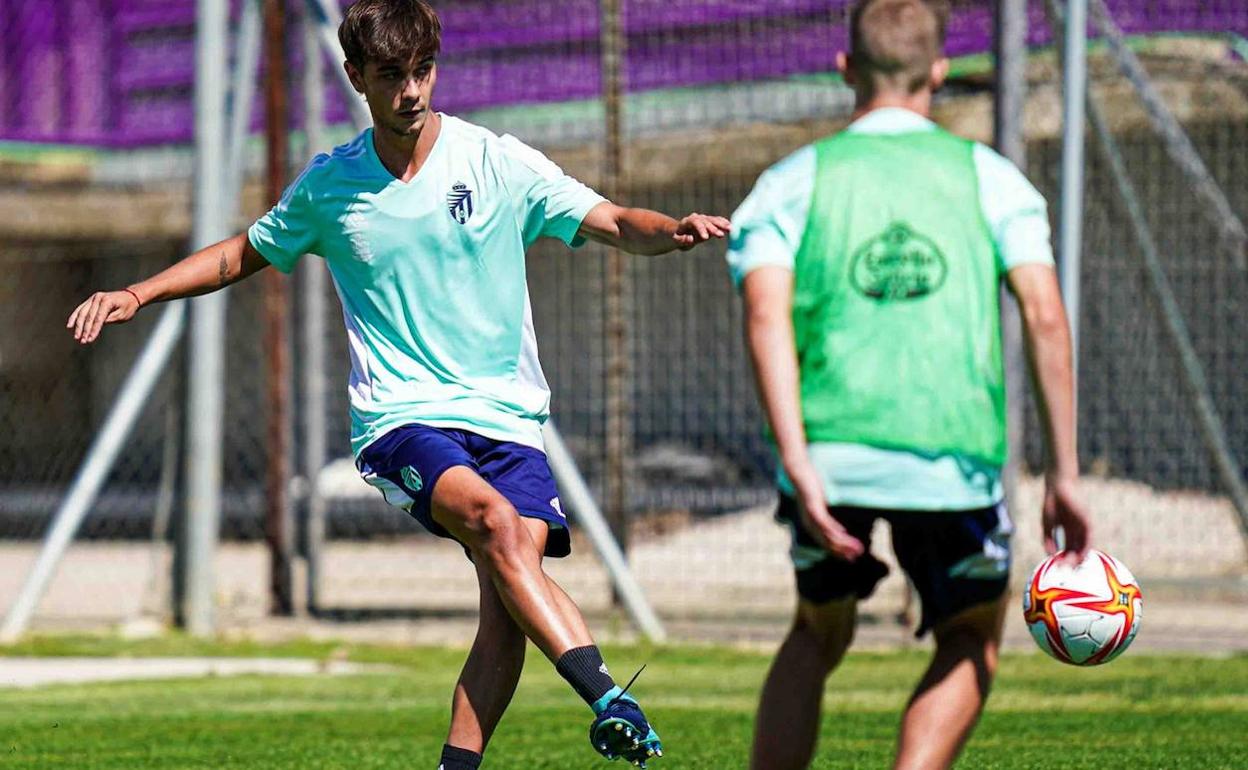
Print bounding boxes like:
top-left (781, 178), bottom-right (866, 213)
top-left (1008, 262), bottom-right (1092, 560)
top-left (742, 266), bottom-right (865, 561)
top-left (577, 202), bottom-right (730, 256)
top-left (67, 233), bottom-right (270, 344)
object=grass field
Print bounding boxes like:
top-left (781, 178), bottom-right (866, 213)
top-left (1, 636), bottom-right (1244, 769)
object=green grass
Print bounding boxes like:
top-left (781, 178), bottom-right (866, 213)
top-left (1, 637), bottom-right (1244, 768)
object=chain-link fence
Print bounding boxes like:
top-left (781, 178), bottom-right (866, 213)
top-left (2, 0), bottom-right (1246, 637)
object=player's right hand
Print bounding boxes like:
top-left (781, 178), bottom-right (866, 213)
top-left (1042, 474), bottom-right (1092, 565)
top-left (672, 213), bottom-right (731, 250)
top-left (67, 289), bottom-right (142, 344)
top-left (789, 461), bottom-right (865, 561)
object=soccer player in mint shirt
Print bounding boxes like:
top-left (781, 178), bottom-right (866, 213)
top-left (728, 1), bottom-right (1092, 768)
top-left (67, 2), bottom-right (729, 767)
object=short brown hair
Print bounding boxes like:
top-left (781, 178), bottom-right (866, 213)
top-left (339, 0), bottom-right (442, 69)
top-left (850, 0), bottom-right (950, 94)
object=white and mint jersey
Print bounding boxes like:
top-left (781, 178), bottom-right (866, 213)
top-left (727, 107), bottom-right (1055, 511)
top-left (248, 114), bottom-right (606, 456)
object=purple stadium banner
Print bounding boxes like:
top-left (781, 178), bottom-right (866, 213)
top-left (0, 0), bottom-right (1243, 148)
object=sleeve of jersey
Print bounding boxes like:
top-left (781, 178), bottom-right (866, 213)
top-left (247, 159), bottom-right (324, 274)
top-left (725, 146), bottom-right (815, 291)
top-left (497, 134), bottom-right (606, 249)
top-left (973, 144), bottom-right (1056, 273)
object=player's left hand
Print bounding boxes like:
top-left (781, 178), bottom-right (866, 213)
top-left (673, 213), bottom-right (731, 250)
top-left (1043, 474), bottom-right (1092, 565)
top-left (67, 289), bottom-right (142, 344)
top-left (787, 457), bottom-right (864, 562)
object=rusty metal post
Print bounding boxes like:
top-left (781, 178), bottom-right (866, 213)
top-left (995, 0), bottom-right (1028, 525)
top-left (600, 0), bottom-right (630, 560)
top-left (300, 1), bottom-right (328, 615)
top-left (263, 0), bottom-right (294, 615)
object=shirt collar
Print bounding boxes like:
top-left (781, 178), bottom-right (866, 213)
top-left (846, 107), bottom-right (937, 135)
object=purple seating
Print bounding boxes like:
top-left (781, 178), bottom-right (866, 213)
top-left (0, 0), bottom-right (1242, 148)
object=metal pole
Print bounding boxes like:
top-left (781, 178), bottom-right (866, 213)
top-left (188, 0), bottom-right (260, 622)
top-left (1089, 0), bottom-right (1247, 270)
top-left (995, 0), bottom-right (1027, 168)
top-left (263, 0), bottom-right (295, 616)
top-left (1058, 0), bottom-right (1087, 385)
top-left (544, 424), bottom-right (666, 641)
top-left (1087, 100), bottom-right (1248, 555)
top-left (994, 0), bottom-right (1028, 524)
top-left (142, 392), bottom-right (180, 619)
top-left (600, 0), bottom-right (630, 561)
top-left (0, 305), bottom-right (186, 643)
top-left (226, 0), bottom-right (262, 202)
top-left (301, 7), bottom-right (329, 615)
top-left (182, 0), bottom-right (231, 637)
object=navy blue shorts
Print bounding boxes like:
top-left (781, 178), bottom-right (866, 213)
top-left (357, 424), bottom-right (570, 558)
top-left (776, 495), bottom-right (1012, 637)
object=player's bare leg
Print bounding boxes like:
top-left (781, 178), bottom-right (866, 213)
top-left (894, 597), bottom-right (1007, 770)
top-left (546, 570), bottom-right (594, 644)
top-left (431, 467), bottom-right (592, 660)
top-left (432, 467), bottom-right (663, 765)
top-left (444, 536), bottom-right (534, 753)
top-left (751, 597), bottom-right (856, 770)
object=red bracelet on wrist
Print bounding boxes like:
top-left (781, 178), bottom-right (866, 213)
top-left (124, 288), bottom-right (143, 308)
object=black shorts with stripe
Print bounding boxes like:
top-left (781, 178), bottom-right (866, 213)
top-left (776, 494), bottom-right (1012, 637)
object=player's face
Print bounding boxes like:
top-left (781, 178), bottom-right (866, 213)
top-left (348, 56), bottom-right (438, 138)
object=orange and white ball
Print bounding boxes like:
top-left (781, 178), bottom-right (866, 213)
top-left (1022, 550), bottom-right (1143, 665)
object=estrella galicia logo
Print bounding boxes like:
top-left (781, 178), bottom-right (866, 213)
top-left (447, 181), bottom-right (474, 224)
top-left (401, 466), bottom-right (423, 493)
top-left (850, 222), bottom-right (948, 301)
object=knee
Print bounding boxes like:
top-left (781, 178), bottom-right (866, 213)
top-left (934, 618), bottom-right (1002, 680)
top-left (462, 499), bottom-right (525, 557)
top-left (795, 607), bottom-right (855, 674)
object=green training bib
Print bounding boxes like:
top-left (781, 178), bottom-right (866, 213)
top-left (792, 128), bottom-right (1006, 464)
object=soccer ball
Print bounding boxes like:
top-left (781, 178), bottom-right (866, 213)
top-left (1022, 549), bottom-right (1143, 665)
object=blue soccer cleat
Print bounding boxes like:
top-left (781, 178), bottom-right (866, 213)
top-left (589, 667), bottom-right (663, 767)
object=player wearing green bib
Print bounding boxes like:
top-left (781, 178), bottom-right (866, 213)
top-left (728, 2), bottom-right (1092, 768)
top-left (67, 2), bottom-right (731, 767)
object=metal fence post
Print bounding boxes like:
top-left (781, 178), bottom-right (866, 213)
top-left (600, 0), bottom-right (630, 561)
top-left (226, 0), bottom-right (262, 202)
top-left (1058, 0), bottom-right (1088, 387)
top-left (181, 0), bottom-right (231, 637)
top-left (262, 0), bottom-right (295, 616)
top-left (301, 5), bottom-right (329, 615)
top-left (995, 0), bottom-right (1029, 523)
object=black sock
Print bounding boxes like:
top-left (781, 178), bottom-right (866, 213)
top-left (556, 645), bottom-right (617, 706)
top-left (439, 744), bottom-right (482, 770)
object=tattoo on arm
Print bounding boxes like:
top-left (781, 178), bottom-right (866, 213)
top-left (218, 251), bottom-right (229, 287)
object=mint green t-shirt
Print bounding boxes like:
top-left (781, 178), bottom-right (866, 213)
top-left (248, 115), bottom-right (606, 456)
top-left (726, 108), bottom-right (1056, 511)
